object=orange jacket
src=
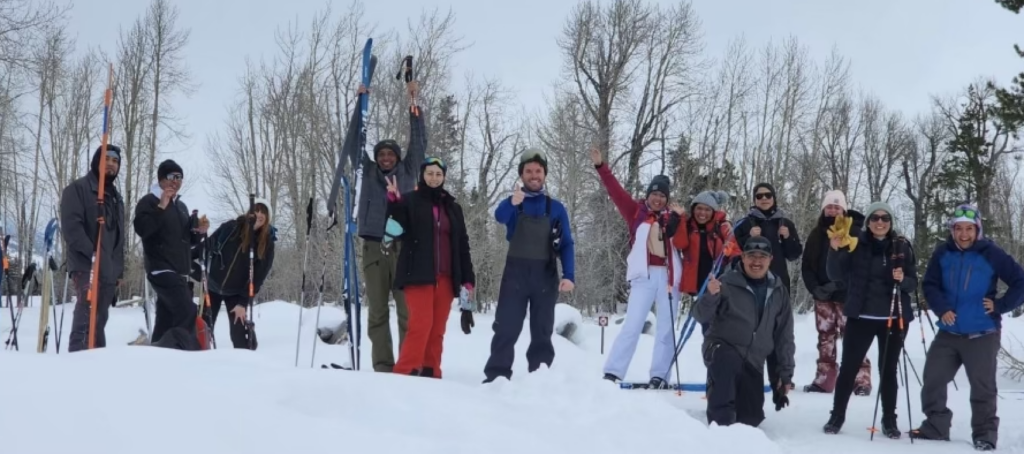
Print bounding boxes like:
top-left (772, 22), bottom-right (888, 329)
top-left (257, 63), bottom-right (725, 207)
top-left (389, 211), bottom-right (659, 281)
top-left (671, 210), bottom-right (739, 294)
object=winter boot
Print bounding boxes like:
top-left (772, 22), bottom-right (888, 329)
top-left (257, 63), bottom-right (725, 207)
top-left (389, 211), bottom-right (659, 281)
top-left (823, 411), bottom-right (845, 434)
top-left (421, 367), bottom-right (437, 379)
top-left (908, 428), bottom-right (950, 441)
top-left (649, 377), bottom-right (669, 389)
top-left (854, 386), bottom-right (871, 396)
top-left (973, 440), bottom-right (995, 451)
top-left (603, 373), bottom-right (621, 383)
top-left (881, 415), bottom-right (901, 439)
top-left (803, 383), bottom-right (829, 393)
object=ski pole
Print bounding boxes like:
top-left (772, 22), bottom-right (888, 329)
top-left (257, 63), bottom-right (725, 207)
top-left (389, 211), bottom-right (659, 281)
top-left (898, 289), bottom-right (915, 444)
top-left (294, 197), bottom-right (314, 367)
top-left (86, 64), bottom-right (115, 350)
top-left (869, 282), bottom-right (901, 440)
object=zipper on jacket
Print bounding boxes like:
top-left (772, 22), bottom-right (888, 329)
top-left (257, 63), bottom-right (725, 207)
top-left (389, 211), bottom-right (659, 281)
top-left (435, 204), bottom-right (441, 288)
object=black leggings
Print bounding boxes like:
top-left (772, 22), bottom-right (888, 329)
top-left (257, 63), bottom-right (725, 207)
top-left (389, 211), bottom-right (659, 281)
top-left (832, 317), bottom-right (905, 418)
top-left (205, 292), bottom-right (251, 349)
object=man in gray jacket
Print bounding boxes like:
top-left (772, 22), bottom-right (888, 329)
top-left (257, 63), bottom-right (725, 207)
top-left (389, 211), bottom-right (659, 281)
top-left (349, 80), bottom-right (425, 372)
top-left (694, 236), bottom-right (796, 427)
top-left (59, 144), bottom-right (125, 351)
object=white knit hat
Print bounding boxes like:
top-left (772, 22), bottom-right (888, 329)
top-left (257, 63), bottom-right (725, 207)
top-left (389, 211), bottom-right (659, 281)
top-left (821, 190), bottom-right (848, 211)
top-left (253, 197), bottom-right (272, 221)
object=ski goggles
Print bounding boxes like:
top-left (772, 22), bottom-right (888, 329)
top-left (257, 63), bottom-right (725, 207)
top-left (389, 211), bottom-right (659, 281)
top-left (742, 240), bottom-right (772, 257)
top-left (422, 156), bottom-right (447, 171)
top-left (954, 207), bottom-right (979, 219)
top-left (520, 149), bottom-right (546, 164)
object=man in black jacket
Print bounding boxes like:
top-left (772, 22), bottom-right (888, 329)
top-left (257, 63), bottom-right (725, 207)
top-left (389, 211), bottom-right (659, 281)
top-left (693, 236), bottom-right (796, 428)
top-left (60, 144), bottom-right (125, 351)
top-left (801, 190), bottom-right (871, 395)
top-left (133, 160), bottom-right (208, 349)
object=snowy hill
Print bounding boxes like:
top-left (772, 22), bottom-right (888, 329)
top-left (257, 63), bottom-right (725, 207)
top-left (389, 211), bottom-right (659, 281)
top-left (3, 300), bottom-right (1024, 453)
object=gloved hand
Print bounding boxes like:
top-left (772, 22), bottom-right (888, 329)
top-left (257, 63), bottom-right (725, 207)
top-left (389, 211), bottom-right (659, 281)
top-left (827, 214), bottom-right (858, 252)
top-left (460, 309), bottom-right (474, 334)
top-left (773, 378), bottom-right (791, 411)
top-left (812, 282), bottom-right (838, 302)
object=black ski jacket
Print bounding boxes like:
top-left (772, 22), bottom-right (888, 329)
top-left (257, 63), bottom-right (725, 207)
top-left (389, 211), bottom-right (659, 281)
top-left (205, 219), bottom-right (277, 296)
top-left (386, 187), bottom-right (474, 294)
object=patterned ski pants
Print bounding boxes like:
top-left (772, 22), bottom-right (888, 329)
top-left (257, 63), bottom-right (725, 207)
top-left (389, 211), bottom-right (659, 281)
top-left (813, 300), bottom-right (872, 393)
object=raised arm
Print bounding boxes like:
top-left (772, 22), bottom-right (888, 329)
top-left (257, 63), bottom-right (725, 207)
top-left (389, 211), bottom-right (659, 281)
top-left (594, 162), bottom-right (639, 223)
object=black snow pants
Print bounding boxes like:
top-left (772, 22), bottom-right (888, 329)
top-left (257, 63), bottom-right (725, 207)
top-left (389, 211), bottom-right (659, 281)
top-left (705, 342), bottom-right (766, 427)
top-left (148, 271), bottom-right (198, 350)
top-left (205, 291), bottom-right (252, 349)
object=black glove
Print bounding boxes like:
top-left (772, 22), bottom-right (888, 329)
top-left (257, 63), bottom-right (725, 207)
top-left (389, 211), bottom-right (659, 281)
top-left (773, 378), bottom-right (791, 411)
top-left (811, 282), bottom-right (838, 302)
top-left (460, 309), bottom-right (474, 334)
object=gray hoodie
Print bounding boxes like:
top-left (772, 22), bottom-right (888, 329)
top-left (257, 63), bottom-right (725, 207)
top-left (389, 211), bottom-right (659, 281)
top-left (692, 267), bottom-right (796, 382)
top-left (354, 110), bottom-right (427, 241)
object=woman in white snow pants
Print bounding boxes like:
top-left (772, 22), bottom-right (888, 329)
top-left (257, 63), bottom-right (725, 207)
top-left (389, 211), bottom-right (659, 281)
top-left (591, 147), bottom-right (683, 388)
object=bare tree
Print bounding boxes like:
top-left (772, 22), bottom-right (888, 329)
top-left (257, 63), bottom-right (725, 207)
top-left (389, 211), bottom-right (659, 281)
top-left (145, 0), bottom-right (194, 174)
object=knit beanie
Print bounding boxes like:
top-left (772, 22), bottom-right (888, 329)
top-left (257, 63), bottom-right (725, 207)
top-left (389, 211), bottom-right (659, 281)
top-left (821, 190), bottom-right (848, 211)
top-left (950, 203), bottom-right (984, 239)
top-left (518, 148), bottom-right (548, 175)
top-left (646, 175), bottom-right (671, 198)
top-left (865, 201), bottom-right (894, 220)
top-left (374, 140), bottom-right (403, 162)
top-left (253, 197), bottom-right (272, 222)
top-left (690, 190), bottom-right (719, 211)
top-left (157, 159), bottom-right (183, 181)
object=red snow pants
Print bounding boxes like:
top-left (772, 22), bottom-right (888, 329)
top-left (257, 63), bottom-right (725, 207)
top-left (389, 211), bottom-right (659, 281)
top-left (394, 275), bottom-right (455, 378)
top-left (813, 300), bottom-right (872, 393)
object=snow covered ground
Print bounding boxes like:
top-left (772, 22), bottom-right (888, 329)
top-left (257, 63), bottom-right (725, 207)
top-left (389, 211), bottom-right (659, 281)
top-left (3, 297), bottom-right (1024, 453)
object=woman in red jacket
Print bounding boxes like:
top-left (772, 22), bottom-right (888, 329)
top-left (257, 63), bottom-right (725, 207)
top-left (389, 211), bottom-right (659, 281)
top-left (672, 191), bottom-right (738, 333)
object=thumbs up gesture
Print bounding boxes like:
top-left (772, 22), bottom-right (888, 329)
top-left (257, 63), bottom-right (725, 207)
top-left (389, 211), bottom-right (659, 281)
top-left (511, 181), bottom-right (525, 206)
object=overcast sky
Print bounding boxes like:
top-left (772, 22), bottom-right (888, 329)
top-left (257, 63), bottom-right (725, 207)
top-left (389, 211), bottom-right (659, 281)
top-left (63, 0), bottom-right (1023, 222)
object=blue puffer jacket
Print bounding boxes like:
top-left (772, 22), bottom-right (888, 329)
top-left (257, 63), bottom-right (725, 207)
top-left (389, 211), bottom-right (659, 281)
top-left (922, 237), bottom-right (1024, 335)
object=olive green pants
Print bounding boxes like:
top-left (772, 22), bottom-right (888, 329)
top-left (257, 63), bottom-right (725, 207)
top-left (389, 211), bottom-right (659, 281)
top-left (361, 239), bottom-right (409, 372)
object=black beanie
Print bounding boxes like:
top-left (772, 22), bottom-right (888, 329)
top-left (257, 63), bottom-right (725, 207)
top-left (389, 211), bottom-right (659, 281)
top-left (157, 159), bottom-right (184, 180)
top-left (374, 140), bottom-right (403, 162)
top-left (646, 175), bottom-right (671, 198)
top-left (753, 182), bottom-right (775, 199)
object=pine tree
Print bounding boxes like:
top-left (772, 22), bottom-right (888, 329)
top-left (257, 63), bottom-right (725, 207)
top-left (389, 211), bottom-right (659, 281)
top-left (990, 0), bottom-right (1024, 134)
top-left (429, 94), bottom-right (464, 196)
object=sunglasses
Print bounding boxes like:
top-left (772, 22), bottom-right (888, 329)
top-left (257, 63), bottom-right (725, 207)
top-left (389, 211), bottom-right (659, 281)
top-left (754, 192), bottom-right (773, 200)
top-left (165, 173), bottom-right (183, 181)
top-left (423, 156), bottom-right (447, 171)
top-left (955, 208), bottom-right (978, 219)
top-left (869, 214), bottom-right (892, 223)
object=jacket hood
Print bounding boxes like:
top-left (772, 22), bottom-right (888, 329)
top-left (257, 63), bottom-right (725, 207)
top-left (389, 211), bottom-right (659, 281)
top-left (90, 144), bottom-right (122, 180)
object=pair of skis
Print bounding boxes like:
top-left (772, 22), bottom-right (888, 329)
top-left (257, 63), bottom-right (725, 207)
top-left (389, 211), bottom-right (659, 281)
top-left (3, 219), bottom-right (60, 352)
top-left (303, 38), bottom-right (376, 370)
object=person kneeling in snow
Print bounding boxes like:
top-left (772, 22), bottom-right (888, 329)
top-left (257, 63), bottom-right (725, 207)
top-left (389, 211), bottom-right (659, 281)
top-left (591, 146), bottom-right (683, 389)
top-left (385, 157), bottom-right (475, 378)
top-left (693, 236), bottom-right (795, 427)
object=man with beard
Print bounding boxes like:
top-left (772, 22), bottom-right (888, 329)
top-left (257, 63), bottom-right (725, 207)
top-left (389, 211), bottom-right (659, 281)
top-left (801, 190), bottom-right (871, 395)
top-left (60, 144), bottom-right (126, 351)
top-left (694, 236), bottom-right (795, 427)
top-left (483, 148), bottom-right (576, 383)
top-left (350, 80), bottom-right (424, 372)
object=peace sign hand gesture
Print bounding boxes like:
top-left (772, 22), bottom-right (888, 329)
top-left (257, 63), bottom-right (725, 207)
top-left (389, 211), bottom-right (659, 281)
top-left (386, 175), bottom-right (399, 197)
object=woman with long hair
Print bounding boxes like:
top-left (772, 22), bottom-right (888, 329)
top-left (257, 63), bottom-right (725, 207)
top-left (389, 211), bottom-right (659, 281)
top-left (822, 201), bottom-right (917, 438)
top-left (204, 199), bottom-right (277, 348)
top-left (385, 157), bottom-right (475, 378)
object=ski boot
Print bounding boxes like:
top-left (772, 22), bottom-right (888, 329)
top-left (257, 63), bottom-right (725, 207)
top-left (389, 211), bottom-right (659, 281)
top-left (881, 415), bottom-right (901, 439)
top-left (908, 427), bottom-right (950, 441)
top-left (823, 411), bottom-right (845, 434)
top-left (648, 377), bottom-right (670, 390)
top-left (803, 383), bottom-right (829, 393)
top-left (603, 373), bottom-right (621, 383)
top-left (974, 440), bottom-right (995, 451)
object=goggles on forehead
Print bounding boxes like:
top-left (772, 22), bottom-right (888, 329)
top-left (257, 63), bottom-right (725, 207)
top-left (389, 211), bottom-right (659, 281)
top-left (423, 156), bottom-right (447, 170)
top-left (954, 208), bottom-right (978, 219)
top-left (743, 241), bottom-right (771, 256)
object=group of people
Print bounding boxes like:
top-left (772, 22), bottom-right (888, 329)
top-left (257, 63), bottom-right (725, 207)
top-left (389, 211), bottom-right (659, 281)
top-left (59, 145), bottom-right (277, 351)
top-left (593, 161), bottom-right (1024, 451)
top-left (55, 78), bottom-right (1024, 451)
top-left (350, 79), bottom-right (576, 382)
